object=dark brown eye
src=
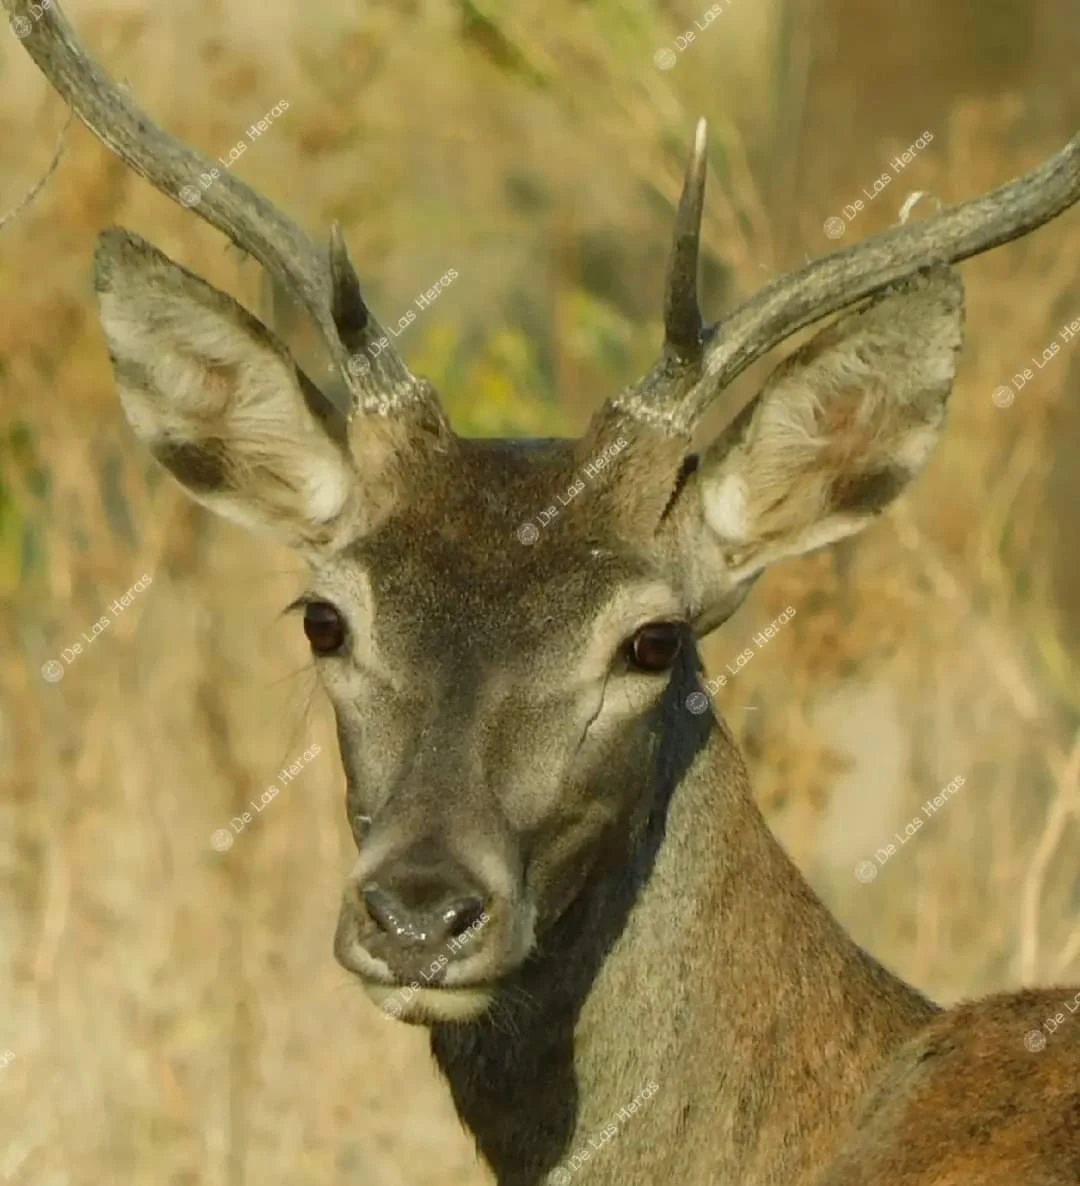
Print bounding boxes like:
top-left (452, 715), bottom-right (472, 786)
top-left (627, 622), bottom-right (683, 673)
top-left (303, 601), bottom-right (346, 655)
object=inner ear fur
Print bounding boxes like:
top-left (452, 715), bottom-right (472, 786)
top-left (695, 265), bottom-right (964, 583)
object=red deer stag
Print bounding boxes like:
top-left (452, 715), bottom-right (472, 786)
top-left (8, 2), bottom-right (1080, 1182)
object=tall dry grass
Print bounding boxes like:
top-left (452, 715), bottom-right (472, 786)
top-left (0, 2), bottom-right (1077, 1184)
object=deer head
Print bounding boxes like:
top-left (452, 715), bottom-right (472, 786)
top-left (11, 1), bottom-right (1079, 1034)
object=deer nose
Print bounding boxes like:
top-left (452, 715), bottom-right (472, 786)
top-left (354, 843), bottom-right (494, 973)
top-left (362, 884), bottom-right (487, 947)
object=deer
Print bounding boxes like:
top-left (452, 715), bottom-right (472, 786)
top-left (9, 2), bottom-right (1080, 1183)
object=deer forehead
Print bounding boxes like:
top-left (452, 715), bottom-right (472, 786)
top-left (307, 438), bottom-right (684, 675)
top-left (315, 539), bottom-right (682, 678)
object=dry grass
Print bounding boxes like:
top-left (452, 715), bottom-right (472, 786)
top-left (1, 2), bottom-right (1078, 1184)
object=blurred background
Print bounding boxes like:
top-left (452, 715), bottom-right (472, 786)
top-left (1, 0), bottom-right (1078, 1183)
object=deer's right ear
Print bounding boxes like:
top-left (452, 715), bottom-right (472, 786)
top-left (672, 266), bottom-right (964, 634)
top-left (94, 227), bottom-right (362, 553)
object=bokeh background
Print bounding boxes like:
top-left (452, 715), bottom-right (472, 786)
top-left (1, 1), bottom-right (1079, 1183)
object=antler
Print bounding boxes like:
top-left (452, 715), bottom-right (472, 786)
top-left (3, 0), bottom-right (431, 421)
top-left (612, 120), bottom-right (1080, 436)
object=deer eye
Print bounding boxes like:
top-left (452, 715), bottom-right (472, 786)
top-left (303, 601), bottom-right (347, 655)
top-left (626, 622), bottom-right (683, 673)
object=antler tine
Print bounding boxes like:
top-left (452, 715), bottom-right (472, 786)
top-left (327, 223), bottom-right (424, 413)
top-left (612, 125), bottom-right (1080, 438)
top-left (5, 0), bottom-right (424, 419)
top-left (673, 131), bottom-right (1080, 434)
top-left (664, 116), bottom-right (708, 359)
top-left (604, 118), bottom-right (711, 438)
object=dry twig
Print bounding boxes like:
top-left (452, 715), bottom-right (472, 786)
top-left (0, 106), bottom-right (73, 233)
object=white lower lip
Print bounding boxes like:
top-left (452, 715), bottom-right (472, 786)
top-left (363, 980), bottom-right (494, 1024)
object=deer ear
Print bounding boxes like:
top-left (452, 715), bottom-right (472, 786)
top-left (94, 227), bottom-right (361, 552)
top-left (679, 266), bottom-right (964, 628)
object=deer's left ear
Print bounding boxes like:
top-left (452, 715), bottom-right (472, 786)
top-left (668, 266), bottom-right (964, 634)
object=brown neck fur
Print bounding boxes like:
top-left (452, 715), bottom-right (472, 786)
top-left (431, 659), bottom-right (937, 1186)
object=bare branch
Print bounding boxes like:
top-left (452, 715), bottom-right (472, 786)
top-left (0, 106), bottom-right (72, 234)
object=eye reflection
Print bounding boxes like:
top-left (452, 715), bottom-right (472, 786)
top-left (626, 622), bottom-right (683, 673)
top-left (303, 601), bottom-right (347, 655)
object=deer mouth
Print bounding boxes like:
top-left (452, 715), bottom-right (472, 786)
top-left (361, 979), bottom-right (495, 1025)
top-left (334, 921), bottom-right (502, 1024)
top-left (333, 880), bottom-right (538, 1023)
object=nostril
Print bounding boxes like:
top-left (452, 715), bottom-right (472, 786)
top-left (363, 885), bottom-right (403, 937)
top-left (442, 896), bottom-right (487, 938)
top-left (361, 883), bottom-right (487, 946)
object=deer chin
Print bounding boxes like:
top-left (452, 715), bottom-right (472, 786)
top-left (362, 980), bottom-right (494, 1025)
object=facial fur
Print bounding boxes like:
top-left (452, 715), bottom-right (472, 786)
top-left (316, 438), bottom-right (699, 1022)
